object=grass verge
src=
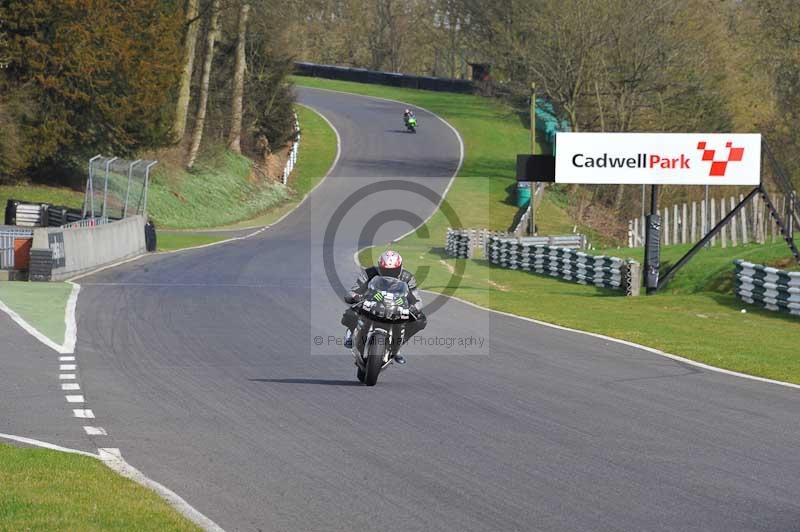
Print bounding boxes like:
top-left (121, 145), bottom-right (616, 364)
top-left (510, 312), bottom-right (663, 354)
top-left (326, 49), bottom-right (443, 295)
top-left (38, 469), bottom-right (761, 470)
top-left (0, 443), bottom-right (199, 531)
top-left (218, 103), bottom-right (337, 229)
top-left (0, 281), bottom-right (71, 346)
top-left (156, 233), bottom-right (228, 252)
top-left (298, 76), bottom-right (800, 384)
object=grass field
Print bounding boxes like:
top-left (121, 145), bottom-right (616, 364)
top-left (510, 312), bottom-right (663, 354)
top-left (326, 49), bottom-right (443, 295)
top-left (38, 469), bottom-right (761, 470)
top-left (0, 281), bottom-right (72, 346)
top-left (0, 184), bottom-right (84, 214)
top-left (293, 76), bottom-right (800, 384)
top-left (0, 443), bottom-right (199, 531)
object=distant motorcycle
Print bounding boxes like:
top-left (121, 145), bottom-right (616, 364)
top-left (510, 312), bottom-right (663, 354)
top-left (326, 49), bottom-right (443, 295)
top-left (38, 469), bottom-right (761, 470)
top-left (404, 116), bottom-right (417, 133)
top-left (350, 275), bottom-right (417, 386)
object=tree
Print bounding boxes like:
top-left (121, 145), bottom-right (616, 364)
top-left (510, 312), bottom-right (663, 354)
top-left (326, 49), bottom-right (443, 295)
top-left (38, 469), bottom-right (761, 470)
top-left (227, 1), bottom-right (250, 153)
top-left (1, 0), bottom-right (183, 180)
top-left (174, 0), bottom-right (201, 142)
top-left (187, 0), bottom-right (222, 169)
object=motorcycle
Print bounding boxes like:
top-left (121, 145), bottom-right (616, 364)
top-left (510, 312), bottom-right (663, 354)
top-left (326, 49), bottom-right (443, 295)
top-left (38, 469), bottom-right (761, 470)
top-left (350, 275), bottom-right (416, 386)
top-left (404, 116), bottom-right (417, 133)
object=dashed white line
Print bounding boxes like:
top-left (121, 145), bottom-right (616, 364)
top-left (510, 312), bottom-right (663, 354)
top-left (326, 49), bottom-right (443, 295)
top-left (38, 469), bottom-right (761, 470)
top-left (59, 373), bottom-right (76, 380)
top-left (61, 383), bottom-right (80, 391)
top-left (73, 409), bottom-right (95, 418)
top-left (59, 356), bottom-right (76, 361)
top-left (65, 395), bottom-right (85, 403)
top-left (59, 364), bottom-right (76, 371)
top-left (83, 426), bottom-right (107, 436)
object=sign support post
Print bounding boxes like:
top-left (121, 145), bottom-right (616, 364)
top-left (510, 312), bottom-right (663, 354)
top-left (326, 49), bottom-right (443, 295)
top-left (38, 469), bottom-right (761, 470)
top-left (528, 82), bottom-right (537, 235)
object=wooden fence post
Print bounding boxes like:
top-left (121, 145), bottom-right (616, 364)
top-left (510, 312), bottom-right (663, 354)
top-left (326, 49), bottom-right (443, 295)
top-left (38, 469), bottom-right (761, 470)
top-left (771, 195), bottom-right (779, 242)
top-left (740, 193), bottom-right (748, 245)
top-left (628, 221), bottom-right (633, 248)
top-left (663, 207), bottom-right (670, 245)
top-left (720, 198), bottom-right (727, 248)
top-left (691, 201), bottom-right (697, 242)
top-left (710, 197), bottom-right (716, 246)
top-left (673, 204), bottom-right (678, 244)
top-left (681, 203), bottom-right (687, 244)
top-left (729, 196), bottom-right (737, 246)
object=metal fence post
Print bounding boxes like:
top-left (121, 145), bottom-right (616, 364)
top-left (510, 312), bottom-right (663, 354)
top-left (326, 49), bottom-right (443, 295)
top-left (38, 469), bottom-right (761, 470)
top-left (142, 161), bottom-right (158, 218)
top-left (102, 157), bottom-right (118, 218)
top-left (86, 154), bottom-right (101, 218)
top-left (123, 160), bottom-right (142, 218)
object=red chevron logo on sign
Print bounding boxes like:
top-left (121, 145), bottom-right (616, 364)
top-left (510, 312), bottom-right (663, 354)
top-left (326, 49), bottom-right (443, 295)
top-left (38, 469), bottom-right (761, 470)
top-left (697, 141), bottom-right (745, 177)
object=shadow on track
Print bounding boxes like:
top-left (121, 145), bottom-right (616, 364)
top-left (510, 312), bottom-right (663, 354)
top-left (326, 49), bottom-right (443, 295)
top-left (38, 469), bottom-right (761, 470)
top-left (249, 378), bottom-right (361, 387)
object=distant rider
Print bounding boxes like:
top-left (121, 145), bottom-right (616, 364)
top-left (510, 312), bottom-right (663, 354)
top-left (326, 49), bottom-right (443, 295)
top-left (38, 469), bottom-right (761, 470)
top-left (403, 108), bottom-right (415, 125)
top-left (341, 250), bottom-right (426, 365)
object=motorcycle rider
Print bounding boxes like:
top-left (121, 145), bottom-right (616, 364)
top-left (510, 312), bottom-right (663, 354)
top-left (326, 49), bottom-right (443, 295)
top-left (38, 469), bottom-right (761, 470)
top-left (403, 108), bottom-right (415, 125)
top-left (342, 250), bottom-right (426, 365)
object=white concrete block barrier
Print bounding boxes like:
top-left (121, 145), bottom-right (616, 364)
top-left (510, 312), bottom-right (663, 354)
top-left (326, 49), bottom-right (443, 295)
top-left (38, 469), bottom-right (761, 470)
top-left (32, 215), bottom-right (147, 281)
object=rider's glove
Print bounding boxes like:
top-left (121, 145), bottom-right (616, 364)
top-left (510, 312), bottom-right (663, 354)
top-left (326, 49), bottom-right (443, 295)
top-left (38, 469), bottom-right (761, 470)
top-left (345, 292), bottom-right (362, 304)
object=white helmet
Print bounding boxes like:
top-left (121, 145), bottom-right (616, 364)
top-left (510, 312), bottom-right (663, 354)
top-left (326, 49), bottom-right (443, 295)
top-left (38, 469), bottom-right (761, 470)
top-left (378, 250), bottom-right (403, 277)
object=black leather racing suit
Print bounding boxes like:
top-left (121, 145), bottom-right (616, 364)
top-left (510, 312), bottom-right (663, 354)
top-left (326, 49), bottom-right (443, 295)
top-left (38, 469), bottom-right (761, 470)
top-left (341, 266), bottom-right (427, 346)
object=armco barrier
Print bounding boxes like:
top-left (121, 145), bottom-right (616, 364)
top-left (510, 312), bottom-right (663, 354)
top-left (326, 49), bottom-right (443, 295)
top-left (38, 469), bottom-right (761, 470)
top-left (735, 260), bottom-right (800, 317)
top-left (486, 235), bottom-right (640, 296)
top-left (294, 62), bottom-right (475, 94)
top-left (31, 215), bottom-right (146, 281)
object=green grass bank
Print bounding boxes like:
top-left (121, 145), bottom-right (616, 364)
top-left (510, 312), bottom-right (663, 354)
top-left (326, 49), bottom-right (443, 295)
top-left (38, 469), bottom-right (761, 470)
top-left (0, 443), bottom-right (199, 531)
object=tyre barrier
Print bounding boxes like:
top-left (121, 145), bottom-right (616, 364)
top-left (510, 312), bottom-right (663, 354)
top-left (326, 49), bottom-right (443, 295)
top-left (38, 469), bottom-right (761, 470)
top-left (29, 248), bottom-right (53, 282)
top-left (445, 229), bottom-right (588, 259)
top-left (486, 235), bottom-right (640, 296)
top-left (445, 229), bottom-right (477, 258)
top-left (5, 199), bottom-right (85, 227)
top-left (734, 260), bottom-right (800, 317)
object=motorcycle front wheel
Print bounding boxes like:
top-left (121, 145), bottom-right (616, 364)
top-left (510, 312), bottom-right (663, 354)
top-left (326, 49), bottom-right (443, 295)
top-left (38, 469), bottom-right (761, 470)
top-left (364, 334), bottom-right (387, 386)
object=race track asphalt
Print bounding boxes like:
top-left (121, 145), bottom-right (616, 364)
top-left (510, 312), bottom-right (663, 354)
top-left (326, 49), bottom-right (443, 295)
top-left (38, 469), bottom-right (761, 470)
top-left (5, 87), bottom-right (800, 531)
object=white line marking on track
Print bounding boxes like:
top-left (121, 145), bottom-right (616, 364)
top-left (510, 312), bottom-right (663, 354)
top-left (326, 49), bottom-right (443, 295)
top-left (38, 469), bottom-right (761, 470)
top-left (59, 364), bottom-right (76, 371)
top-left (0, 433), bottom-right (97, 458)
top-left (65, 395), bottom-right (85, 403)
top-left (0, 434), bottom-right (222, 531)
top-left (73, 409), bottom-right (94, 418)
top-left (424, 289), bottom-right (800, 391)
top-left (61, 383), bottom-right (80, 391)
top-left (346, 85), bottom-right (465, 266)
top-left (83, 426), bottom-right (107, 436)
top-left (59, 374), bottom-right (76, 380)
top-left (62, 281), bottom-right (80, 353)
top-left (59, 356), bottom-right (75, 361)
top-left (98, 447), bottom-right (226, 531)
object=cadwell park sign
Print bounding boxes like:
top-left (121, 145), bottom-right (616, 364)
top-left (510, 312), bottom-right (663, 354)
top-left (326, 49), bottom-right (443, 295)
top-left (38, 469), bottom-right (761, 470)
top-left (554, 133), bottom-right (761, 185)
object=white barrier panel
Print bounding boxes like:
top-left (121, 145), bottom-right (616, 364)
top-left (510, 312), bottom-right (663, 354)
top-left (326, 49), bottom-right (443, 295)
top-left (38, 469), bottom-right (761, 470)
top-left (555, 133), bottom-right (761, 185)
top-left (33, 215), bottom-right (146, 280)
